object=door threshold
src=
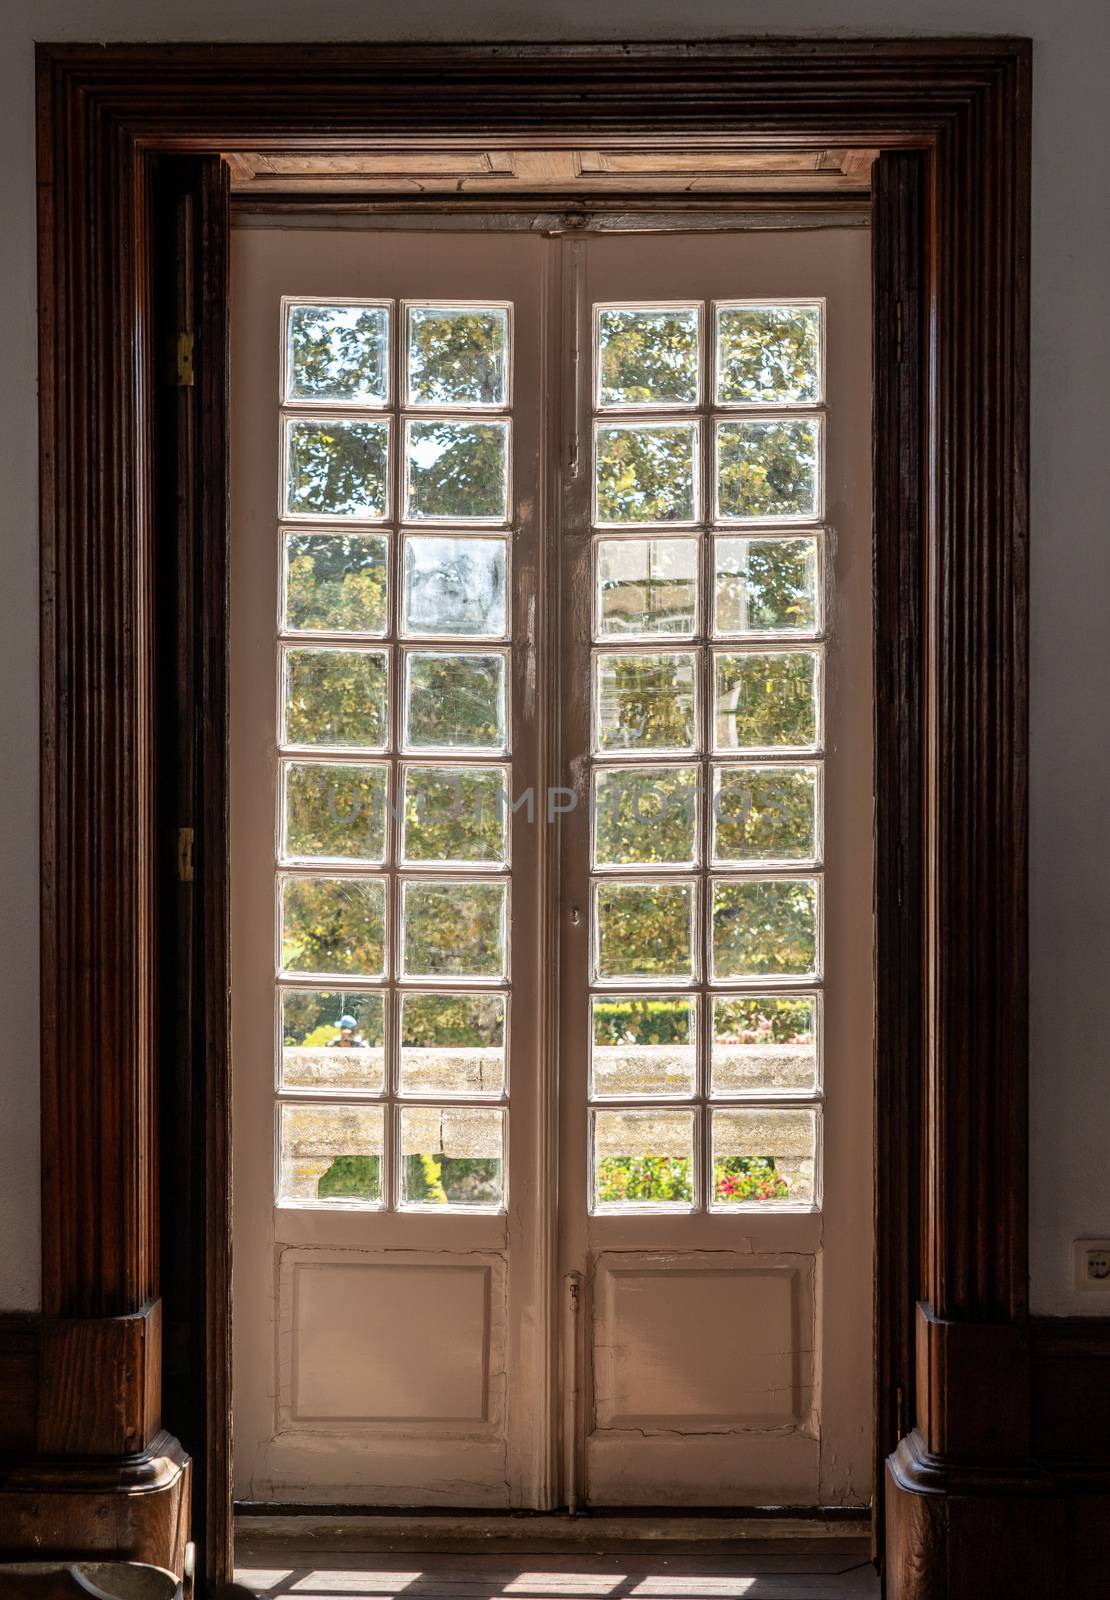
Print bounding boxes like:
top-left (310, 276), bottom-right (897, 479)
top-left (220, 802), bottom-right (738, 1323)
top-left (234, 1508), bottom-right (871, 1556)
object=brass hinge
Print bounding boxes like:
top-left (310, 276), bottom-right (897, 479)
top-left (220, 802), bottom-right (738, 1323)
top-left (176, 827), bottom-right (195, 883)
top-left (171, 331), bottom-right (195, 387)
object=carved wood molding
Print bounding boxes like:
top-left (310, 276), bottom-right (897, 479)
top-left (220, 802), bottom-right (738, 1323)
top-left (34, 37), bottom-right (1030, 1590)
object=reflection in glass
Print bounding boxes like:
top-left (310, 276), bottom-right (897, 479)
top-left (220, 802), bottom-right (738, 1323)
top-left (711, 994), bottom-right (818, 1096)
top-left (595, 422), bottom-right (697, 524)
top-left (592, 765), bottom-right (698, 868)
top-left (402, 535), bottom-right (507, 637)
top-left (594, 651), bottom-right (697, 754)
top-left (401, 879), bottom-right (507, 980)
top-left (405, 420), bottom-right (509, 522)
top-left (407, 306), bottom-right (509, 406)
top-left (591, 995), bottom-right (696, 1099)
top-left (712, 765), bottom-right (818, 864)
top-left (711, 1107), bottom-right (817, 1206)
top-left (280, 989), bottom-right (386, 1094)
top-left (714, 650), bottom-right (819, 751)
top-left (403, 651), bottom-right (507, 752)
top-left (280, 876), bottom-right (387, 978)
top-left (402, 765), bottom-right (508, 865)
top-left (399, 1106), bottom-right (505, 1208)
top-left (283, 532), bottom-right (389, 635)
top-left (715, 304), bottom-right (821, 405)
top-left (711, 877), bottom-right (818, 980)
top-left (594, 880), bottom-right (695, 983)
top-left (283, 647), bottom-right (389, 750)
top-left (284, 762), bottom-right (388, 863)
top-left (593, 1108), bottom-right (695, 1208)
top-left (716, 417), bottom-right (820, 522)
top-left (713, 536), bottom-right (818, 636)
top-left (278, 1101), bottom-right (384, 1205)
top-left (597, 306), bottom-right (699, 407)
top-left (399, 992), bottom-right (507, 1097)
top-left (595, 538), bottom-right (698, 637)
top-left (286, 303), bottom-right (390, 404)
top-left (285, 418), bottom-right (389, 519)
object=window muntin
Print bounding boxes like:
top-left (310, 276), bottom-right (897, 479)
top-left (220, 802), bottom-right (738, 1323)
top-left (586, 298), bottom-right (826, 1214)
top-left (274, 296), bottom-right (515, 1213)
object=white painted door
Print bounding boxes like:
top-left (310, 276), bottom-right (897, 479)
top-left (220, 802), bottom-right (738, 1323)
top-left (230, 222), bottom-right (873, 1511)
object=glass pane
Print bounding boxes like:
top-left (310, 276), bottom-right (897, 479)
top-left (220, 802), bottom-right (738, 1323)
top-left (285, 418), bottom-right (389, 520)
top-left (401, 879), bottom-right (507, 980)
top-left (712, 765), bottom-right (818, 864)
top-left (402, 535), bottom-right (507, 638)
top-left (280, 875), bottom-right (387, 979)
top-left (716, 418), bottom-right (820, 522)
top-left (714, 650), bottom-right (819, 751)
top-left (597, 306), bottom-right (699, 408)
top-left (594, 880), bottom-right (695, 984)
top-left (278, 1102), bottom-right (384, 1205)
top-left (401, 765), bottom-right (508, 865)
top-left (284, 762), bottom-right (388, 864)
top-left (405, 420), bottom-right (509, 522)
top-left (594, 651), bottom-right (697, 754)
top-left (407, 305), bottom-right (509, 407)
top-left (280, 989), bottom-right (386, 1094)
top-left (595, 538), bottom-right (698, 638)
top-left (283, 533), bottom-right (389, 635)
top-left (593, 1108), bottom-right (695, 1209)
top-left (403, 651), bottom-right (507, 753)
top-left (286, 302), bottom-right (390, 404)
top-left (399, 992), bottom-right (506, 1097)
top-left (715, 303), bottom-right (821, 405)
top-left (591, 995), bottom-right (696, 1099)
top-left (712, 1107), bottom-right (817, 1207)
top-left (711, 994), bottom-right (818, 1096)
top-left (283, 647), bottom-right (389, 750)
top-left (713, 536), bottom-right (818, 636)
top-left (595, 423), bottom-right (698, 525)
top-left (400, 1106), bottom-right (505, 1209)
top-left (593, 765), bottom-right (698, 868)
top-left (711, 877), bottom-right (818, 980)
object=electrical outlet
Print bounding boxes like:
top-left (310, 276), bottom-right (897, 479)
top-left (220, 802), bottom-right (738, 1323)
top-left (1074, 1239), bottom-right (1110, 1290)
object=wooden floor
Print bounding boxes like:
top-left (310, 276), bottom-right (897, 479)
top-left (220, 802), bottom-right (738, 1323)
top-left (235, 1533), bottom-right (879, 1600)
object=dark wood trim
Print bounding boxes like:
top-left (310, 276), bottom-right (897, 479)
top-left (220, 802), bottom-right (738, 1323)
top-left (32, 39), bottom-right (1031, 1596)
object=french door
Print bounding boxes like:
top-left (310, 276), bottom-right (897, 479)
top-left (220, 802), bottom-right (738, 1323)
top-left (230, 222), bottom-right (873, 1510)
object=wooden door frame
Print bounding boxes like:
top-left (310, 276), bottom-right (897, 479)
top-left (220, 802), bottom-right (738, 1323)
top-left (19, 38), bottom-right (1031, 1598)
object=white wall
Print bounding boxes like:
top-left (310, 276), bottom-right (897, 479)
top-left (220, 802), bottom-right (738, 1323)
top-left (1, 0), bottom-right (1107, 1317)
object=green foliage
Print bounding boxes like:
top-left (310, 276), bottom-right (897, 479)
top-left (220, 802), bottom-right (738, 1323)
top-left (713, 1156), bottom-right (791, 1203)
top-left (317, 1153), bottom-right (382, 1201)
top-left (596, 1155), bottom-right (693, 1204)
top-left (598, 308), bottom-right (699, 406)
top-left (597, 651), bottom-right (696, 751)
top-left (406, 421), bottom-right (507, 520)
top-left (403, 881), bottom-right (505, 978)
top-left (403, 1151), bottom-right (501, 1206)
top-left (593, 996), bottom-right (693, 1047)
top-left (712, 879), bottom-right (817, 978)
top-left (401, 992), bottom-right (505, 1049)
top-left (716, 306), bottom-right (820, 404)
top-left (285, 533), bottom-right (388, 633)
top-left (716, 418), bottom-right (818, 520)
top-left (407, 308), bottom-right (507, 405)
top-left (714, 651), bottom-right (817, 749)
top-left (715, 536), bottom-right (817, 634)
top-left (594, 765), bottom-right (697, 866)
top-left (405, 653), bottom-right (505, 749)
top-left (289, 304), bottom-right (388, 401)
top-left (713, 765), bottom-right (816, 861)
top-left (596, 882), bottom-right (692, 980)
top-left (596, 425), bottom-right (696, 523)
top-left (282, 989), bottom-right (386, 1048)
top-left (285, 648), bottom-right (388, 748)
top-left (403, 767), bottom-right (506, 863)
top-left (287, 418), bottom-right (389, 518)
top-left (282, 877), bottom-right (386, 977)
top-left (286, 763), bottom-right (388, 860)
top-left (712, 995), bottom-right (814, 1046)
